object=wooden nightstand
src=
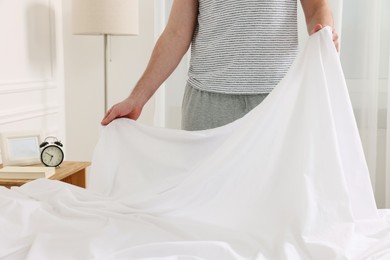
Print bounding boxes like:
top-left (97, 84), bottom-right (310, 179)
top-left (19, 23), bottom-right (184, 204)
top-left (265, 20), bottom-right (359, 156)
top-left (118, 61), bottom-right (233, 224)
top-left (0, 161), bottom-right (91, 189)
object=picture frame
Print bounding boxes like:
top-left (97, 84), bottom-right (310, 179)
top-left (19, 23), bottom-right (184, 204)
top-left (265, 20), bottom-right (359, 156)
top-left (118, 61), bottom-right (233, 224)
top-left (0, 131), bottom-right (43, 166)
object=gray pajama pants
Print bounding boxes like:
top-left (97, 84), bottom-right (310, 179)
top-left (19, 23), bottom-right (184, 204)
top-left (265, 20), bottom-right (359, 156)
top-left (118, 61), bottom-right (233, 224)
top-left (181, 84), bottom-right (269, 131)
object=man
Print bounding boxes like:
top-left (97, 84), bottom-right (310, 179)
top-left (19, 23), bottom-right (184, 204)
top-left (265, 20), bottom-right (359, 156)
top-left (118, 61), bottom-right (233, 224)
top-left (101, 0), bottom-right (339, 130)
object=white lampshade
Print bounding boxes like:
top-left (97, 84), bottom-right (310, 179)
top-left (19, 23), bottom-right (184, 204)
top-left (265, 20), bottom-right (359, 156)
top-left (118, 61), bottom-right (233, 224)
top-left (72, 0), bottom-right (139, 35)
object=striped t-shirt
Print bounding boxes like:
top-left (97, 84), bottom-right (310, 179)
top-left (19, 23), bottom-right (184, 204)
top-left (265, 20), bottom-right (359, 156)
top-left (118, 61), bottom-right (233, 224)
top-left (187, 0), bottom-right (298, 94)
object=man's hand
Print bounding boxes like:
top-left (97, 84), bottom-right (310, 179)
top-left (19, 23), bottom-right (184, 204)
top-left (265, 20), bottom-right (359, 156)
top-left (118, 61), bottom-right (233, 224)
top-left (310, 24), bottom-right (339, 52)
top-left (101, 97), bottom-right (143, 126)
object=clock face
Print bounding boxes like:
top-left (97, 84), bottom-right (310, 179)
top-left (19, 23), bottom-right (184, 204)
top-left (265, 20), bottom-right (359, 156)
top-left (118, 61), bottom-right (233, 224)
top-left (41, 145), bottom-right (64, 167)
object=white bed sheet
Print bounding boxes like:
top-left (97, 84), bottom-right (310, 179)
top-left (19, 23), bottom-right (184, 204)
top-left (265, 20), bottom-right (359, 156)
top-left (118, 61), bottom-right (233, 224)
top-left (1, 27), bottom-right (390, 260)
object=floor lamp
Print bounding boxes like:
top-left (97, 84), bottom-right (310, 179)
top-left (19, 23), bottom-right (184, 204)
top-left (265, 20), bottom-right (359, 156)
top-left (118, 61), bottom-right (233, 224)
top-left (72, 0), bottom-right (139, 113)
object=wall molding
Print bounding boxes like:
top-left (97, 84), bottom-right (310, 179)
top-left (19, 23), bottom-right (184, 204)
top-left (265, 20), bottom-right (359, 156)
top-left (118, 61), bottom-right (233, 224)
top-left (0, 105), bottom-right (59, 125)
top-left (0, 79), bottom-right (56, 94)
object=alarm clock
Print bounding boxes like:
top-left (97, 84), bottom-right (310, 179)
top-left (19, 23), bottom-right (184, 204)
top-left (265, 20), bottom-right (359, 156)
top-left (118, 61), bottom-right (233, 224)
top-left (40, 136), bottom-right (64, 167)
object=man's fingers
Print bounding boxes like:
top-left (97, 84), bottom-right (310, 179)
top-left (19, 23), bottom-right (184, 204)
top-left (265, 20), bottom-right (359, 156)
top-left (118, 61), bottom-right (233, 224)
top-left (332, 30), bottom-right (339, 52)
top-left (333, 32), bottom-right (338, 41)
top-left (101, 107), bottom-right (117, 125)
top-left (310, 24), bottom-right (339, 52)
top-left (102, 113), bottom-right (115, 126)
top-left (102, 108), bottom-right (112, 120)
top-left (334, 39), bottom-right (340, 52)
top-left (311, 24), bottom-right (323, 35)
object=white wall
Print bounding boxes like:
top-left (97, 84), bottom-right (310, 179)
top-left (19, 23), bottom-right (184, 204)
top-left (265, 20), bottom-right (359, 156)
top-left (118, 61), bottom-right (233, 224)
top-left (340, 0), bottom-right (390, 208)
top-left (62, 0), bottom-right (157, 162)
top-left (0, 0), bottom-right (65, 164)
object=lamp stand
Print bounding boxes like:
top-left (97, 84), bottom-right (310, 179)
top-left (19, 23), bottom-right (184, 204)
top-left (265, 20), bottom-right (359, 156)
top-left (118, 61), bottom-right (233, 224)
top-left (103, 34), bottom-right (109, 113)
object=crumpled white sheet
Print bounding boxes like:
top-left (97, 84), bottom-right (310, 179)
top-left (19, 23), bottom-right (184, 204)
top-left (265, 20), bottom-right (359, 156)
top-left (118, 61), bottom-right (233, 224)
top-left (1, 27), bottom-right (390, 260)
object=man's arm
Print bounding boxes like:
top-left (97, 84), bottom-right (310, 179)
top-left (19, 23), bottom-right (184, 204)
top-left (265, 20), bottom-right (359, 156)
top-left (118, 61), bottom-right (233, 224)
top-left (300, 0), bottom-right (339, 51)
top-left (102, 0), bottom-right (198, 125)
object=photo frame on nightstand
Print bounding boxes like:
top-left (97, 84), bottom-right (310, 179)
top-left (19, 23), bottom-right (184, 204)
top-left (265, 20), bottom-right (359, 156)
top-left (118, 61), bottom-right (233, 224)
top-left (0, 131), bottom-right (43, 166)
